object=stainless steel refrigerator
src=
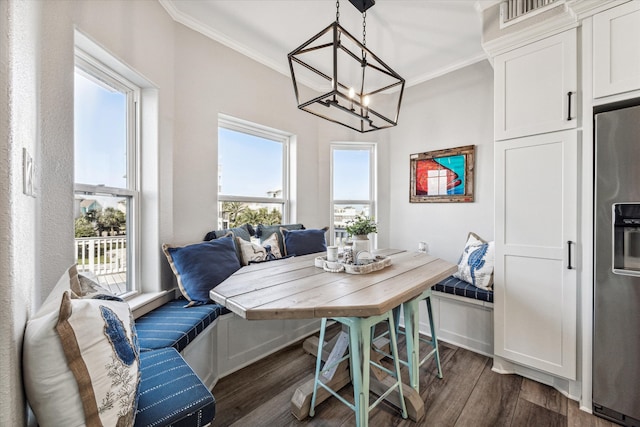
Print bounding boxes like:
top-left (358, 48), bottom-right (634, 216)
top-left (594, 100), bottom-right (640, 426)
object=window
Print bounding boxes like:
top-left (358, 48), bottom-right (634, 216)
top-left (74, 50), bottom-right (139, 297)
top-left (217, 115), bottom-right (290, 231)
top-left (331, 143), bottom-right (376, 246)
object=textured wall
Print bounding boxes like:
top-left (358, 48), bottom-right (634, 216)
top-left (1, 1), bottom-right (75, 424)
top-left (388, 60), bottom-right (495, 262)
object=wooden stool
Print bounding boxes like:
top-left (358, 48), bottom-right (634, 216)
top-left (309, 312), bottom-right (408, 427)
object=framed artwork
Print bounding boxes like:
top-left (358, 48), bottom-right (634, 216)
top-left (410, 145), bottom-right (475, 203)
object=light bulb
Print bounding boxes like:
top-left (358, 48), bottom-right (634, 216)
top-left (363, 95), bottom-right (370, 106)
top-left (348, 87), bottom-right (355, 110)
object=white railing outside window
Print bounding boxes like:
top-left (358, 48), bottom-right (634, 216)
top-left (75, 236), bottom-right (127, 275)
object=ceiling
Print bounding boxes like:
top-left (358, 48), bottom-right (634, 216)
top-left (159, 0), bottom-right (497, 89)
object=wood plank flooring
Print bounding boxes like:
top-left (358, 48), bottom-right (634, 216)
top-left (211, 325), bottom-right (615, 427)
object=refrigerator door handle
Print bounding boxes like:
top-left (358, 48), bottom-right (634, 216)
top-left (567, 240), bottom-right (573, 270)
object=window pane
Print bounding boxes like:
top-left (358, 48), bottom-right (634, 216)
top-left (74, 71), bottom-right (127, 188)
top-left (74, 194), bottom-right (129, 295)
top-left (333, 149), bottom-right (370, 200)
top-left (219, 201), bottom-right (283, 231)
top-left (218, 128), bottom-right (283, 198)
top-left (333, 203), bottom-right (371, 244)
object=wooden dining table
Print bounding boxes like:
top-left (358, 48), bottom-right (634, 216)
top-left (210, 248), bottom-right (456, 425)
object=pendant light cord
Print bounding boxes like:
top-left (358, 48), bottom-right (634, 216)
top-left (336, 0), bottom-right (340, 23)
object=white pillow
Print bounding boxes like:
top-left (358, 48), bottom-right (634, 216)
top-left (57, 290), bottom-right (140, 426)
top-left (23, 265), bottom-right (140, 426)
top-left (236, 233), bottom-right (282, 266)
top-left (453, 232), bottom-right (495, 290)
top-left (23, 266), bottom-right (86, 426)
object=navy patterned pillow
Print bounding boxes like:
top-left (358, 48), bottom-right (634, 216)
top-left (453, 232), bottom-right (495, 290)
top-left (163, 235), bottom-right (241, 305)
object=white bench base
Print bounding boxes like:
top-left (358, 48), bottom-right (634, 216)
top-left (400, 291), bottom-right (494, 357)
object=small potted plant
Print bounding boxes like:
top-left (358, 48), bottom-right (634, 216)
top-left (345, 215), bottom-right (377, 254)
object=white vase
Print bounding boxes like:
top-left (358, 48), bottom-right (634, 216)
top-left (351, 234), bottom-right (370, 255)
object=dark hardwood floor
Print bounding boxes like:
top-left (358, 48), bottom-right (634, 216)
top-left (211, 325), bottom-right (614, 427)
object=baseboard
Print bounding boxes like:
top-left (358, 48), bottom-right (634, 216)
top-left (492, 355), bottom-right (582, 401)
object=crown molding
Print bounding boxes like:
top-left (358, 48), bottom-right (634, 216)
top-left (567, 0), bottom-right (630, 19)
top-left (406, 54), bottom-right (489, 88)
top-left (158, 0), bottom-right (290, 78)
top-left (159, 0), bottom-right (490, 92)
top-left (482, 5), bottom-right (579, 57)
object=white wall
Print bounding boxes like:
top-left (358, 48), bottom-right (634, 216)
top-left (388, 60), bottom-right (494, 264)
top-left (2, 1), bottom-right (76, 424)
top-left (171, 24), bottom-right (326, 243)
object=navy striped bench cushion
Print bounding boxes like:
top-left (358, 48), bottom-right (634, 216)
top-left (433, 276), bottom-right (494, 303)
top-left (135, 347), bottom-right (215, 427)
top-left (136, 299), bottom-right (228, 352)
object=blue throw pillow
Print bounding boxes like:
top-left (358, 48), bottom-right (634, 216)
top-left (162, 235), bottom-right (241, 306)
top-left (282, 228), bottom-right (327, 256)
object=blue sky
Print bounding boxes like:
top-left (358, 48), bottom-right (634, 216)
top-left (74, 71), bottom-right (127, 188)
top-left (75, 71), bottom-right (370, 202)
top-left (333, 149), bottom-right (370, 200)
top-left (218, 128), bottom-right (283, 197)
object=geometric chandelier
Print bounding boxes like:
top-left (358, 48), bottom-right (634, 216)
top-left (288, 0), bottom-right (405, 133)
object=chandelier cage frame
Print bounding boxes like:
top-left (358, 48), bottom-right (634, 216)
top-left (287, 2), bottom-right (405, 133)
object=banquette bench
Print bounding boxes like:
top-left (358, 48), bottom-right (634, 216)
top-left (134, 299), bottom-right (227, 426)
top-left (23, 268), bottom-right (220, 427)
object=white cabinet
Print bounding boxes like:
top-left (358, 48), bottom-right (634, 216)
top-left (593, 1), bottom-right (640, 98)
top-left (494, 29), bottom-right (577, 140)
top-left (494, 130), bottom-right (578, 379)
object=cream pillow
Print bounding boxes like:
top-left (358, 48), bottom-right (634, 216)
top-left (23, 266), bottom-right (86, 426)
top-left (57, 290), bottom-right (140, 425)
top-left (453, 232), bottom-right (495, 290)
top-left (23, 266), bottom-right (140, 426)
top-left (236, 233), bottom-right (282, 266)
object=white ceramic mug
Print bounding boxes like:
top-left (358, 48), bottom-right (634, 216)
top-left (327, 245), bottom-right (339, 262)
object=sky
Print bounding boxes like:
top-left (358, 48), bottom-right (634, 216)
top-left (219, 129), bottom-right (371, 201)
top-left (75, 70), bottom-right (371, 203)
top-left (74, 71), bottom-right (127, 189)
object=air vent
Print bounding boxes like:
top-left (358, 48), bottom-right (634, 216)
top-left (500, 0), bottom-right (562, 27)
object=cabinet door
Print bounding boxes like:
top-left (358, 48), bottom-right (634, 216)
top-left (494, 130), bottom-right (578, 379)
top-left (494, 30), bottom-right (577, 140)
top-left (593, 1), bottom-right (640, 98)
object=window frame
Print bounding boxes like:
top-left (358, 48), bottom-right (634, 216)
top-left (330, 142), bottom-right (377, 246)
top-left (217, 114), bottom-right (291, 226)
top-left (74, 49), bottom-right (141, 297)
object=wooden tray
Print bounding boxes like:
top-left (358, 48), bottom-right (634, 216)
top-left (314, 255), bottom-right (392, 275)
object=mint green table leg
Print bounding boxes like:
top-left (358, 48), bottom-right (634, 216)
top-left (311, 313), bottom-right (407, 426)
top-left (402, 288), bottom-right (443, 393)
top-left (402, 297), bottom-right (421, 391)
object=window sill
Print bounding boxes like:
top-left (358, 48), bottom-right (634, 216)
top-left (128, 289), bottom-right (177, 318)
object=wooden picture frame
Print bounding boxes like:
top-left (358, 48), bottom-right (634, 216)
top-left (410, 145), bottom-right (475, 203)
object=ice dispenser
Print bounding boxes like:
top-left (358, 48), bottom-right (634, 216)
top-left (612, 203), bottom-right (640, 275)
